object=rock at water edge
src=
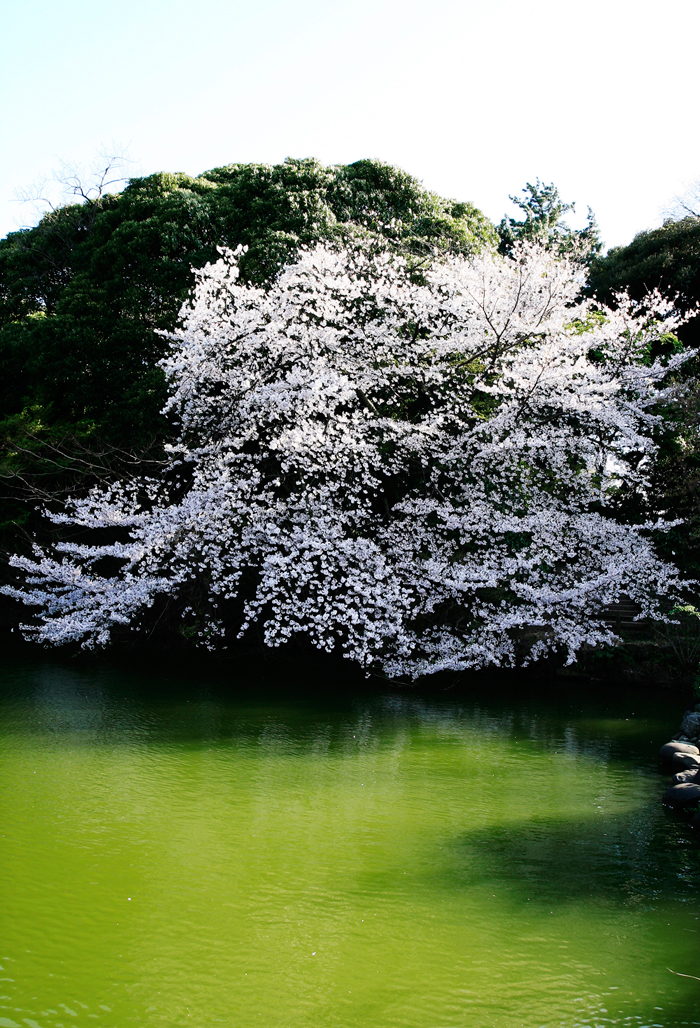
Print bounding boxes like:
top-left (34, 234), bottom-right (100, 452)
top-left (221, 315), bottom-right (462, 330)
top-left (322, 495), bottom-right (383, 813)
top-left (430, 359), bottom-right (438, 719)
top-left (662, 783), bottom-right (700, 808)
top-left (659, 741), bottom-right (699, 763)
top-left (672, 752), bottom-right (700, 771)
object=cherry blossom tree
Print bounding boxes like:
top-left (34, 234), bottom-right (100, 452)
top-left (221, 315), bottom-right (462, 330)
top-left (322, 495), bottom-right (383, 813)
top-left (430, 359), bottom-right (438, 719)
top-left (2, 240), bottom-right (693, 676)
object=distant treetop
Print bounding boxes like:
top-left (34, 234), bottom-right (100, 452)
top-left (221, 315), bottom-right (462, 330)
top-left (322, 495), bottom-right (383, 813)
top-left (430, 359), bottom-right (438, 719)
top-left (498, 178), bottom-right (602, 264)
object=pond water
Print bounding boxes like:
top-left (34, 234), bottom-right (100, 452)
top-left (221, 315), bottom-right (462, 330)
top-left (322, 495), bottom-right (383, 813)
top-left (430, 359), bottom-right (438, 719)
top-left (0, 654), bottom-right (699, 1028)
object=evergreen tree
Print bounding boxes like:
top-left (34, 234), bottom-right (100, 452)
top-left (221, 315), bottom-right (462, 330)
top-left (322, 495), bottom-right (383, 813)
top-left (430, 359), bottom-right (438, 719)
top-left (498, 179), bottom-right (602, 264)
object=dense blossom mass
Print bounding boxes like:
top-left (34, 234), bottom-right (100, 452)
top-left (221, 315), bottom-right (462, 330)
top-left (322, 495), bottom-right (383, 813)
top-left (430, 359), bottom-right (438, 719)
top-left (3, 241), bottom-right (692, 675)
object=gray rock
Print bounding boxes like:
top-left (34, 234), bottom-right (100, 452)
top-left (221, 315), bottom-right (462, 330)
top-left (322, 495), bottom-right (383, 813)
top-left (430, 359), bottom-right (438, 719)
top-left (673, 751), bottom-right (700, 770)
top-left (678, 712), bottom-right (700, 741)
top-left (663, 783), bottom-right (700, 808)
top-left (660, 740), bottom-right (699, 762)
top-left (672, 769), bottom-right (700, 784)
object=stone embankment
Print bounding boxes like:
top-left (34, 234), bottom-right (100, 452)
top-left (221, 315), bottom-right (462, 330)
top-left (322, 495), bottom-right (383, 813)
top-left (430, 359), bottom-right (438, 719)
top-left (660, 708), bottom-right (700, 825)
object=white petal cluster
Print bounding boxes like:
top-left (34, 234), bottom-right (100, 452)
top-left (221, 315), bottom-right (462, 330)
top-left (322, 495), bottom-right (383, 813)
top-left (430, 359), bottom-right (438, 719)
top-left (3, 241), bottom-right (691, 675)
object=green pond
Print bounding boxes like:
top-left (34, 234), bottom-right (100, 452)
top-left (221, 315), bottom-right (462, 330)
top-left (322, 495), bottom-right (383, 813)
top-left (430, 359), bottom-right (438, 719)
top-left (1, 655), bottom-right (699, 1028)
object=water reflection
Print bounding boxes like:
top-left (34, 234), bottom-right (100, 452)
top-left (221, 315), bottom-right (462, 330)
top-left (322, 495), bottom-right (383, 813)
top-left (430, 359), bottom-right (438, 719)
top-left (0, 654), bottom-right (698, 1028)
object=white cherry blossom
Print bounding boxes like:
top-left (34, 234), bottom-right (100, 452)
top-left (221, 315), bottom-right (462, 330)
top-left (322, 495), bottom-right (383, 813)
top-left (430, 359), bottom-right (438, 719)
top-left (3, 241), bottom-right (692, 675)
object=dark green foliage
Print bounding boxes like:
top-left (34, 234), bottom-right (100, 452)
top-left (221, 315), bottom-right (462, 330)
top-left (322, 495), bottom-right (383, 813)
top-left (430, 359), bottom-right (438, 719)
top-left (498, 179), bottom-right (602, 263)
top-left (0, 158), bottom-right (495, 438)
top-left (587, 215), bottom-right (700, 348)
top-left (644, 375), bottom-right (700, 582)
top-left (587, 216), bottom-right (700, 583)
top-left (0, 157), bottom-right (496, 551)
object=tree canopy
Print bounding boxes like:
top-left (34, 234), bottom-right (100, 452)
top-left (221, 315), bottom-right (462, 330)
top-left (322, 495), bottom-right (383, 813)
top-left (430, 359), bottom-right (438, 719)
top-left (0, 158), bottom-right (495, 440)
top-left (0, 157), bottom-right (496, 538)
top-left (3, 158), bottom-right (696, 675)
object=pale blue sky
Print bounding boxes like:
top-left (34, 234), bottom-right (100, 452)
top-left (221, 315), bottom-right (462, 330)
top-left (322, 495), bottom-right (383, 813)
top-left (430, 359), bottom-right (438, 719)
top-left (2, 0), bottom-right (699, 248)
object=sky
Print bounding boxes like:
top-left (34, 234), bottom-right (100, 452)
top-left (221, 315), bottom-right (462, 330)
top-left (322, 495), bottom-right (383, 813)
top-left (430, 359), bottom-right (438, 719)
top-left (2, 0), bottom-right (699, 250)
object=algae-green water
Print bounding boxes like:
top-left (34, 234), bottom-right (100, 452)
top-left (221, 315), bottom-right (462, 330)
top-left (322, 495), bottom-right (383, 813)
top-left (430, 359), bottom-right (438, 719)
top-left (1, 656), bottom-right (699, 1027)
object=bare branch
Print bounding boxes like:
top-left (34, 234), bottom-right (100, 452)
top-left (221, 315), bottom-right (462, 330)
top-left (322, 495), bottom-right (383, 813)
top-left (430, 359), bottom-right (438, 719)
top-left (12, 145), bottom-right (136, 226)
top-left (661, 178), bottom-right (700, 221)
